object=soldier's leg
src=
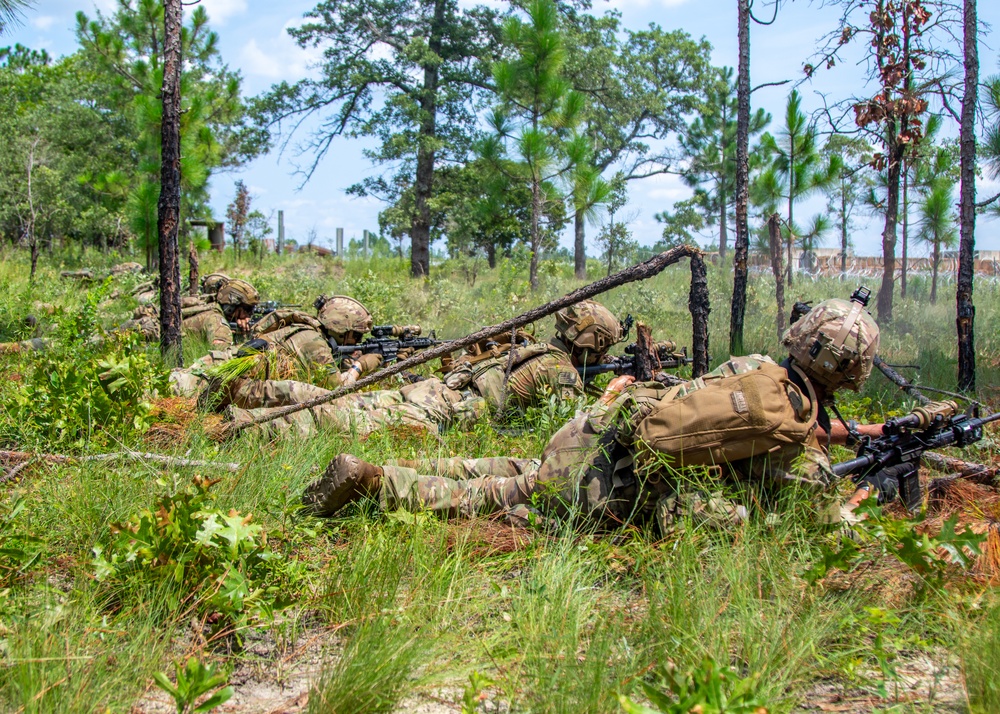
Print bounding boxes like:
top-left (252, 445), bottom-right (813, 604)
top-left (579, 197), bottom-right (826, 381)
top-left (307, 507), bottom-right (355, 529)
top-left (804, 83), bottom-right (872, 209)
top-left (228, 379), bottom-right (331, 409)
top-left (387, 456), bottom-right (539, 480)
top-left (379, 464), bottom-right (536, 518)
top-left (225, 402), bottom-right (380, 439)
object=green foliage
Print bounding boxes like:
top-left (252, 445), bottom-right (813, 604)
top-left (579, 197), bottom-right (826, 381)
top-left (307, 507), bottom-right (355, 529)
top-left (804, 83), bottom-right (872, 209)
top-left (0, 498), bottom-right (43, 590)
top-left (461, 671), bottom-right (495, 714)
top-left (805, 505), bottom-right (985, 585)
top-left (4, 286), bottom-right (169, 447)
top-left (619, 658), bottom-right (770, 714)
top-left (672, 66), bottom-right (770, 255)
top-left (93, 476), bottom-right (298, 629)
top-left (152, 656), bottom-right (234, 714)
top-left (963, 603), bottom-right (1000, 713)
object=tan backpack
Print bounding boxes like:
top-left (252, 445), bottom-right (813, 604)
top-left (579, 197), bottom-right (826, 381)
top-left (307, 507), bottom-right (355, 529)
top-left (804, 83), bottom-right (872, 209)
top-left (633, 361), bottom-right (818, 470)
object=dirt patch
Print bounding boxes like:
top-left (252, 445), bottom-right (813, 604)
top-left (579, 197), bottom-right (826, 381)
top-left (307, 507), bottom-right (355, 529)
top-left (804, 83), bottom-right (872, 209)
top-left (794, 650), bottom-right (966, 713)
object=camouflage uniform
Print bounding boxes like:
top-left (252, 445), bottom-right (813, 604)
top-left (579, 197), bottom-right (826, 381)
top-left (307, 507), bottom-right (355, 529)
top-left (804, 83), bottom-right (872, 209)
top-left (121, 298), bottom-right (233, 347)
top-left (186, 297), bottom-right (379, 406)
top-left (366, 297), bottom-right (881, 527)
top-left (373, 356), bottom-right (834, 527)
top-left (227, 339), bottom-right (581, 436)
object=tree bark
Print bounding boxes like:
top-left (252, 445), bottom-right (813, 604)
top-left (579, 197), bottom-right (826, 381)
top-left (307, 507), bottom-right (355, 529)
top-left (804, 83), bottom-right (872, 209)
top-left (188, 238), bottom-right (199, 296)
top-left (487, 242), bottom-right (496, 269)
top-left (633, 322), bottom-right (655, 381)
top-left (230, 245), bottom-right (706, 435)
top-left (957, 0), bottom-right (977, 390)
top-left (574, 208), bottom-right (586, 279)
top-left (901, 166), bottom-right (909, 298)
top-left (931, 240), bottom-right (939, 304)
top-left (689, 253), bottom-right (710, 377)
top-left (26, 138), bottom-right (39, 283)
top-left (786, 144), bottom-right (795, 287)
top-left (729, 0), bottom-right (751, 356)
top-left (840, 176), bottom-right (848, 276)
top-left (157, 0), bottom-right (183, 366)
top-left (877, 134), bottom-right (902, 324)
top-left (718, 185), bottom-right (728, 259)
top-left (409, 0), bottom-right (445, 279)
top-left (768, 213), bottom-right (786, 339)
top-left (529, 178), bottom-right (541, 290)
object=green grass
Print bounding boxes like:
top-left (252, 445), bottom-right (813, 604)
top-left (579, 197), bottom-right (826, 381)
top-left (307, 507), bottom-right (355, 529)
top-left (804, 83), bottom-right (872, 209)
top-left (0, 246), bottom-right (998, 712)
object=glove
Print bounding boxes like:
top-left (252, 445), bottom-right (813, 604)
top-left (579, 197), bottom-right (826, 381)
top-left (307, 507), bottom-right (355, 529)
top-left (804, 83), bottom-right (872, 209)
top-left (858, 463), bottom-right (915, 505)
top-left (355, 353), bottom-right (383, 375)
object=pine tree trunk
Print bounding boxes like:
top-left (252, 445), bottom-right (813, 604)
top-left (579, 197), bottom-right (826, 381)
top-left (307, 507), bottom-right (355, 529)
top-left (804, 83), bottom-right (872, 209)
top-left (840, 177), bottom-right (848, 276)
top-left (931, 241), bottom-right (940, 304)
top-left (901, 167), bottom-right (909, 298)
top-left (529, 179), bottom-right (541, 291)
top-left (409, 0), bottom-right (445, 279)
top-left (786, 153), bottom-right (794, 287)
top-left (487, 242), bottom-right (496, 269)
top-left (768, 213), bottom-right (786, 339)
top-left (957, 0), bottom-right (978, 390)
top-left (718, 186), bottom-right (728, 259)
top-left (574, 208), bottom-right (586, 279)
top-left (188, 239), bottom-right (199, 296)
top-left (729, 0), bottom-right (751, 356)
top-left (157, 0), bottom-right (183, 366)
top-left (877, 132), bottom-right (902, 324)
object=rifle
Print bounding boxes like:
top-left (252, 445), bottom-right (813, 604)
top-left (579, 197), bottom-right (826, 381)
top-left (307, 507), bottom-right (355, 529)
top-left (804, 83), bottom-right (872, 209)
top-left (832, 400), bottom-right (1000, 511)
top-left (228, 301), bottom-right (302, 335)
top-left (577, 341), bottom-right (693, 382)
top-left (332, 325), bottom-right (443, 364)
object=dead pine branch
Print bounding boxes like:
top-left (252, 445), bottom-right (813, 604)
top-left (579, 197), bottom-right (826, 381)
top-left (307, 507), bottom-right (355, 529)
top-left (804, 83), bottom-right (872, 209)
top-left (0, 449), bottom-right (242, 476)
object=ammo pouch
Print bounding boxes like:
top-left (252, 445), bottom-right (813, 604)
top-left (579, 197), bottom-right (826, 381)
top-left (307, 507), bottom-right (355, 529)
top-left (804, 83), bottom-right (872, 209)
top-left (633, 362), bottom-right (817, 471)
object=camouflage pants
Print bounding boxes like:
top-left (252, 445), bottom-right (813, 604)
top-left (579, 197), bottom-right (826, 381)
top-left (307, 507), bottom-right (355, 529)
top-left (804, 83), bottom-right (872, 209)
top-left (229, 378), bottom-right (487, 437)
top-left (374, 415), bottom-right (755, 531)
top-left (380, 457), bottom-right (539, 520)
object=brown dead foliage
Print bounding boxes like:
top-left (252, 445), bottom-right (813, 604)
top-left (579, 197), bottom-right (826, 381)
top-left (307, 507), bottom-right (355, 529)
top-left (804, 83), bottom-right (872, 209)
top-left (144, 396), bottom-right (199, 446)
top-left (446, 519), bottom-right (535, 559)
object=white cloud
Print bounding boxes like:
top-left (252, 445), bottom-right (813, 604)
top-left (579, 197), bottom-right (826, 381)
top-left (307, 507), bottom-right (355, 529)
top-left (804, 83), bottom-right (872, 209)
top-left (238, 22), bottom-right (323, 86)
top-left (31, 15), bottom-right (56, 30)
top-left (191, 0), bottom-right (248, 26)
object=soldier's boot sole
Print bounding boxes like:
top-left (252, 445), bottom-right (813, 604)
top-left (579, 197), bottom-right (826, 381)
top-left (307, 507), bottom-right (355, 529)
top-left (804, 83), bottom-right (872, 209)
top-left (302, 454), bottom-right (383, 517)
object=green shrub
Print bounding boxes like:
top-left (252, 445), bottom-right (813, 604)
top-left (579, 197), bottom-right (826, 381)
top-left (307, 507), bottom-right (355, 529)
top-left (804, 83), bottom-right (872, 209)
top-left (3, 282), bottom-right (169, 448)
top-left (93, 475), bottom-right (299, 630)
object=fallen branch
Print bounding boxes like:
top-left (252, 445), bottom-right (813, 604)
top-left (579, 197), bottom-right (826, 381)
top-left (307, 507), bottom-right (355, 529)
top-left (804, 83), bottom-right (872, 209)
top-left (874, 355), bottom-right (930, 405)
top-left (923, 451), bottom-right (995, 483)
top-left (0, 449), bottom-right (241, 473)
top-left (0, 458), bottom-right (35, 486)
top-left (231, 245), bottom-right (707, 435)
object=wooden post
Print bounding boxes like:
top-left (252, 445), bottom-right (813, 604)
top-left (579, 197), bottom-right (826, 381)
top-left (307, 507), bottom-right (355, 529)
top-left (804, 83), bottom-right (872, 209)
top-left (689, 253), bottom-right (710, 377)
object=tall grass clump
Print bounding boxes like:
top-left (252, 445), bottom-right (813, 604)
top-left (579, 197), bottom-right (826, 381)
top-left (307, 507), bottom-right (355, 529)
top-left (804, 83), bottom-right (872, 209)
top-left (962, 602), bottom-right (1000, 712)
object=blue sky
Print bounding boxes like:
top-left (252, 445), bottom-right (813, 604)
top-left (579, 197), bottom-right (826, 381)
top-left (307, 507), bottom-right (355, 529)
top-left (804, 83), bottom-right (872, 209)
top-left (7, 0), bottom-right (1000, 256)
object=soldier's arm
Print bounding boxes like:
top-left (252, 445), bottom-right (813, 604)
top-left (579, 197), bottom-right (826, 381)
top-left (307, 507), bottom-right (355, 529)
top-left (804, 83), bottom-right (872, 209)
top-left (816, 421), bottom-right (885, 445)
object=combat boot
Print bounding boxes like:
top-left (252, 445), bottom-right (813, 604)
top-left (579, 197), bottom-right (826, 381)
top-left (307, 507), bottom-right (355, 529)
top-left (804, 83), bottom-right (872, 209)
top-left (302, 454), bottom-right (383, 517)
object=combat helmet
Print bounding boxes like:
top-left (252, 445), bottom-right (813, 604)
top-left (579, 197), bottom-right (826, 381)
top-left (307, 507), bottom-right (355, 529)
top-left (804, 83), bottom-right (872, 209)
top-left (215, 279), bottom-right (260, 317)
top-left (314, 295), bottom-right (373, 344)
top-left (200, 272), bottom-right (232, 297)
top-left (553, 299), bottom-right (624, 365)
top-left (782, 296), bottom-right (879, 392)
